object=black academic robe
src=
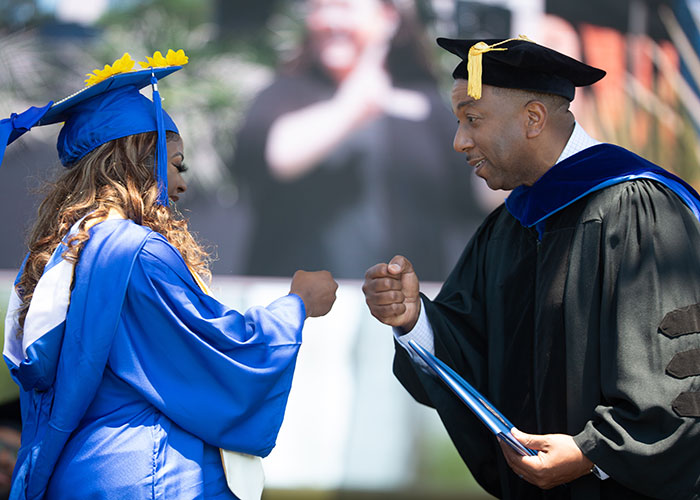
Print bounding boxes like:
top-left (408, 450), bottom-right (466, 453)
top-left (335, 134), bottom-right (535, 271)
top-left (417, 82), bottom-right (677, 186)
top-left (394, 178), bottom-right (700, 499)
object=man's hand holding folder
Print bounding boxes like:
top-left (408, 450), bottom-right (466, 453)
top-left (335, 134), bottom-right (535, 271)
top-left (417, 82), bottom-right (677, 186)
top-left (408, 340), bottom-right (599, 489)
top-left (408, 340), bottom-right (536, 456)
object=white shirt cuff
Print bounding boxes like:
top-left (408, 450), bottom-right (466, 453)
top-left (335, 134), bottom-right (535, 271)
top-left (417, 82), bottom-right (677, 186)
top-left (393, 299), bottom-right (436, 370)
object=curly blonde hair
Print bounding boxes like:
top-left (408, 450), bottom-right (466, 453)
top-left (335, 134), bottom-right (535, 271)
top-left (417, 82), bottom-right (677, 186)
top-left (16, 131), bottom-right (210, 333)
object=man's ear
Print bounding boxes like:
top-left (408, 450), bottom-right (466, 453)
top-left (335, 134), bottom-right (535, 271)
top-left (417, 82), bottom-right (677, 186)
top-left (524, 100), bottom-right (547, 138)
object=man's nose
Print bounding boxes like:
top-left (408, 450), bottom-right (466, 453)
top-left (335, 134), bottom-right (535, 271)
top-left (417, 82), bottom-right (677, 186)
top-left (453, 128), bottom-right (474, 153)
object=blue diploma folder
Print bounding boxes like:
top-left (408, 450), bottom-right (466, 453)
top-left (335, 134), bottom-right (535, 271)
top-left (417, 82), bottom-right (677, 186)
top-left (408, 340), bottom-right (537, 457)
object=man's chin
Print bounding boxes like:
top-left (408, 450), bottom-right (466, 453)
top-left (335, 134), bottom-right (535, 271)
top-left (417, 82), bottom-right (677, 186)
top-left (482, 177), bottom-right (515, 192)
top-left (482, 176), bottom-right (501, 191)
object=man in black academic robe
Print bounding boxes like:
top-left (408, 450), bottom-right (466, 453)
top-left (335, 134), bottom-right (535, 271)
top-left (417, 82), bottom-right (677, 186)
top-left (362, 37), bottom-right (700, 500)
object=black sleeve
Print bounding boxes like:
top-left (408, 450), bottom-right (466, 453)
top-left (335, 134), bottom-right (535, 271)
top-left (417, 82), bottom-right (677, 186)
top-left (391, 209), bottom-right (506, 499)
top-left (571, 180), bottom-right (700, 499)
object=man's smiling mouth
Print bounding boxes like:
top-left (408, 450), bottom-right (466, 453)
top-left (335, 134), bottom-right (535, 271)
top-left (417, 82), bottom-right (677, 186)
top-left (470, 158), bottom-right (485, 169)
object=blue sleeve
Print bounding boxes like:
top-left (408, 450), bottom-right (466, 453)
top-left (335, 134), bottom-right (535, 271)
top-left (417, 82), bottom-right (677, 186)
top-left (109, 233), bottom-right (305, 457)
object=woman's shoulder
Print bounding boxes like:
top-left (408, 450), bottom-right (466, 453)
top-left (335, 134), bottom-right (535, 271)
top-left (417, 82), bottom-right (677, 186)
top-left (138, 231), bottom-right (185, 269)
top-left (84, 217), bottom-right (153, 255)
top-left (86, 219), bottom-right (180, 273)
top-left (135, 230), bottom-right (201, 289)
top-left (87, 218), bottom-right (201, 291)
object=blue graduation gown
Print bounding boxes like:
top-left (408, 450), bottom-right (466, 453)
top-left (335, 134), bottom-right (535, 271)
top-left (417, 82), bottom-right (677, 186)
top-left (4, 218), bottom-right (305, 499)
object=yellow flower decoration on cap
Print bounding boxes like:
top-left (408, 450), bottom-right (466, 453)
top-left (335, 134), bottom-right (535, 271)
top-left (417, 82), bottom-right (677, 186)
top-left (467, 35), bottom-right (533, 100)
top-left (139, 49), bottom-right (189, 69)
top-left (83, 49), bottom-right (189, 87)
top-left (84, 52), bottom-right (136, 87)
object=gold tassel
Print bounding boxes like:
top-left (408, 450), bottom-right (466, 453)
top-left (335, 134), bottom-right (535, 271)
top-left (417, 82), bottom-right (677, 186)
top-left (467, 35), bottom-right (534, 100)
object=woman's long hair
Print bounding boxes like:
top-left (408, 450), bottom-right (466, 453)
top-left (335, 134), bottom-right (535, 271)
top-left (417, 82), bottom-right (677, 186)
top-left (16, 131), bottom-right (210, 333)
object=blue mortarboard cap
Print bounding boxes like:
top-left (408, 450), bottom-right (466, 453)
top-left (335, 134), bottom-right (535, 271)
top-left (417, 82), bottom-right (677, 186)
top-left (437, 37), bottom-right (605, 101)
top-left (45, 68), bottom-right (180, 166)
top-left (0, 54), bottom-right (186, 206)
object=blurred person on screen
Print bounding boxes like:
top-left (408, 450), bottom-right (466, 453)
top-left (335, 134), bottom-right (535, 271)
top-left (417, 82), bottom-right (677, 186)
top-left (232, 0), bottom-right (489, 280)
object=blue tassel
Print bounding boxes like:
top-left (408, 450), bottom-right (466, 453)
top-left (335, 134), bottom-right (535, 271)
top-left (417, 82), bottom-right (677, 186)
top-left (150, 71), bottom-right (169, 206)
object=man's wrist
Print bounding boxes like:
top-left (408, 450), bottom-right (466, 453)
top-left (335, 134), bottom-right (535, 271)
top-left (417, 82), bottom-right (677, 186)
top-left (403, 301), bottom-right (422, 333)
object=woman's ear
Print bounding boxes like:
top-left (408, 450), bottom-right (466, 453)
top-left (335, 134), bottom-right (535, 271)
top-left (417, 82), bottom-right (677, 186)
top-left (524, 100), bottom-right (548, 139)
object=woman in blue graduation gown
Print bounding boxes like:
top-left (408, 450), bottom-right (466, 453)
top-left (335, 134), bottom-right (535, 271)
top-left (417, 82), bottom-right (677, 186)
top-left (1, 50), bottom-right (338, 500)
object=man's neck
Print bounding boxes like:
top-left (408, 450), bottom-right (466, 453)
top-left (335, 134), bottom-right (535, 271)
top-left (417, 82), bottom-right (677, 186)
top-left (530, 121), bottom-right (575, 184)
top-left (555, 122), bottom-right (601, 165)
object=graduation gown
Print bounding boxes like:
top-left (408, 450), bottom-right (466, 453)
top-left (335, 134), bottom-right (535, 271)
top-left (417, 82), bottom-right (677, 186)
top-left (394, 144), bottom-right (700, 500)
top-left (4, 217), bottom-right (305, 500)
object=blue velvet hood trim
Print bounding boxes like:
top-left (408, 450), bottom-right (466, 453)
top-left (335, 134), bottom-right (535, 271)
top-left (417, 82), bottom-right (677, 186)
top-left (505, 144), bottom-right (700, 238)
